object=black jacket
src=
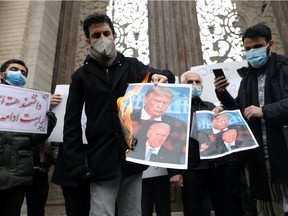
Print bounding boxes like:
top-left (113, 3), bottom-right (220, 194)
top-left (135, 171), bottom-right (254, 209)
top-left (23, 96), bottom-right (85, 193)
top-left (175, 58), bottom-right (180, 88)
top-left (63, 53), bottom-right (175, 182)
top-left (216, 52), bottom-right (288, 201)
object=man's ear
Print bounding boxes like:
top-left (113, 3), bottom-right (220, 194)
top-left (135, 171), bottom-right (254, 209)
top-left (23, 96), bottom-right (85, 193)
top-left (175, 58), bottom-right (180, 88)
top-left (0, 73), bottom-right (4, 79)
top-left (268, 40), bottom-right (273, 50)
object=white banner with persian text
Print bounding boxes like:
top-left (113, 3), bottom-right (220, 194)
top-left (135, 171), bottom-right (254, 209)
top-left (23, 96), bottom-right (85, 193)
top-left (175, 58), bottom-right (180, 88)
top-left (0, 85), bottom-right (50, 134)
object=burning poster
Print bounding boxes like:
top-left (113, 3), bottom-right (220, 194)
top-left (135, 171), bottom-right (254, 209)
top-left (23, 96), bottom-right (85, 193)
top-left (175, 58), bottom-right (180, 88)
top-left (0, 84), bottom-right (50, 134)
top-left (195, 110), bottom-right (259, 159)
top-left (118, 83), bottom-right (192, 169)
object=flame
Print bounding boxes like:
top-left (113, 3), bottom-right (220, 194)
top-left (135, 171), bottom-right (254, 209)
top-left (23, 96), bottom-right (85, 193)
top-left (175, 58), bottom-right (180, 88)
top-left (117, 72), bottom-right (150, 149)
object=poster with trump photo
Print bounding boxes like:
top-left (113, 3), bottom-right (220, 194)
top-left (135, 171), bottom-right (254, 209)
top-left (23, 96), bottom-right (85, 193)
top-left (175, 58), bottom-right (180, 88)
top-left (120, 83), bottom-right (192, 169)
top-left (196, 109), bottom-right (258, 159)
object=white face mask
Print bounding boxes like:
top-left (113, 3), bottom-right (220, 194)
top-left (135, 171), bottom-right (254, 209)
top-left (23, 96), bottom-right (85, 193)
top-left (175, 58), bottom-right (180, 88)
top-left (192, 86), bottom-right (203, 98)
top-left (90, 37), bottom-right (116, 57)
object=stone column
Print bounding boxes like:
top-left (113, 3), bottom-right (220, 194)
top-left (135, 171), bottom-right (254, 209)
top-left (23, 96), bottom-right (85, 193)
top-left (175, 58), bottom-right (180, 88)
top-left (148, 0), bottom-right (204, 80)
top-left (233, 1), bottom-right (285, 55)
top-left (271, 1), bottom-right (288, 56)
top-left (51, 1), bottom-right (81, 90)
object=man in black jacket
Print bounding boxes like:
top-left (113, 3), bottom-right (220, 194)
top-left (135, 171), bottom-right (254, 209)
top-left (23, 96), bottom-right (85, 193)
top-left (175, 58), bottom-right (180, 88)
top-left (63, 13), bottom-right (175, 216)
top-left (214, 23), bottom-right (288, 216)
top-left (170, 71), bottom-right (233, 216)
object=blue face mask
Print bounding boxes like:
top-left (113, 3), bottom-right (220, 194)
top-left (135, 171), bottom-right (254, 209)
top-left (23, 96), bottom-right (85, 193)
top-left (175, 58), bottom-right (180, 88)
top-left (4, 71), bottom-right (27, 87)
top-left (192, 86), bottom-right (203, 98)
top-left (245, 44), bottom-right (269, 69)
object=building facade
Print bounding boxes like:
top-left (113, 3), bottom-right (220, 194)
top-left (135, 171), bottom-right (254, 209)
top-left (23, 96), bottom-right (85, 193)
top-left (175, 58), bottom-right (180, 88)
top-left (1, 0), bottom-right (288, 215)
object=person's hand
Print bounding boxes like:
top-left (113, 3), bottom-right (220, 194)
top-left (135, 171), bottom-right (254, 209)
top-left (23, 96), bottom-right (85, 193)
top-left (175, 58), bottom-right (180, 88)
top-left (151, 74), bottom-right (168, 84)
top-left (50, 94), bottom-right (62, 106)
top-left (199, 143), bottom-right (209, 152)
top-left (170, 174), bottom-right (183, 187)
top-left (212, 105), bottom-right (224, 115)
top-left (214, 76), bottom-right (229, 93)
top-left (244, 105), bottom-right (263, 120)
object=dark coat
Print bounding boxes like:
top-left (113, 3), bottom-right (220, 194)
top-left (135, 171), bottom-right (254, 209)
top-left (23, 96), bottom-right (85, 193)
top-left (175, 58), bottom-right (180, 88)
top-left (63, 53), bottom-right (175, 182)
top-left (0, 112), bottom-right (56, 190)
top-left (216, 52), bottom-right (288, 201)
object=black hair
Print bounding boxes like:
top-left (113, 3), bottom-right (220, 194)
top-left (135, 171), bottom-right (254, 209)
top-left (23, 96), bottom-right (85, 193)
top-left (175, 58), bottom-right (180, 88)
top-left (242, 23), bottom-right (272, 43)
top-left (83, 13), bottom-right (115, 39)
top-left (0, 59), bottom-right (28, 73)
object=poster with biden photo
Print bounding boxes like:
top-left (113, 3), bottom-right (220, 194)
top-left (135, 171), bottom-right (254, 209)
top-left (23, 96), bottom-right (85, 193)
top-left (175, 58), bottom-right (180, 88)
top-left (196, 110), bottom-right (259, 159)
top-left (120, 83), bottom-right (192, 169)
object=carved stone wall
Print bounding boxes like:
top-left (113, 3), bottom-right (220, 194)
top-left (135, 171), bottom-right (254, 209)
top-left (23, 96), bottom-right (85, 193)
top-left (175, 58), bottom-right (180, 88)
top-left (74, 1), bottom-right (110, 70)
top-left (52, 1), bottom-right (109, 91)
top-left (233, 1), bottom-right (284, 55)
top-left (271, 1), bottom-right (288, 56)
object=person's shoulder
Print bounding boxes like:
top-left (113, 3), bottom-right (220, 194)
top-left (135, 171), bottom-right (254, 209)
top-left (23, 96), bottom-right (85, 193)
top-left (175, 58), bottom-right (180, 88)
top-left (201, 100), bottom-right (216, 110)
top-left (115, 52), bottom-right (138, 64)
top-left (274, 52), bottom-right (288, 65)
top-left (131, 109), bottom-right (141, 119)
top-left (72, 56), bottom-right (91, 74)
top-left (237, 66), bottom-right (249, 78)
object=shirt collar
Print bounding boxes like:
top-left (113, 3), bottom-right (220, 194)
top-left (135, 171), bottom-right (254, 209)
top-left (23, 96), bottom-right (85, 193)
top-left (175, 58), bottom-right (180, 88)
top-left (141, 108), bottom-right (162, 121)
top-left (145, 142), bottom-right (161, 155)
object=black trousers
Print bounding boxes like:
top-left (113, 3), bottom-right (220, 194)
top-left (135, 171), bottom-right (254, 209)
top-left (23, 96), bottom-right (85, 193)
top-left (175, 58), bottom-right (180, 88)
top-left (142, 175), bottom-right (171, 216)
top-left (62, 183), bottom-right (90, 216)
top-left (181, 164), bottom-right (233, 216)
top-left (0, 185), bottom-right (27, 216)
top-left (26, 170), bottom-right (49, 216)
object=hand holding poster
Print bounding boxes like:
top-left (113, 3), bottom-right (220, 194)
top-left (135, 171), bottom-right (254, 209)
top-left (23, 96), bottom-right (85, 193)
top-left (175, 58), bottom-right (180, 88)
top-left (0, 85), bottom-right (50, 134)
top-left (195, 110), bottom-right (258, 159)
top-left (121, 83), bottom-right (192, 169)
